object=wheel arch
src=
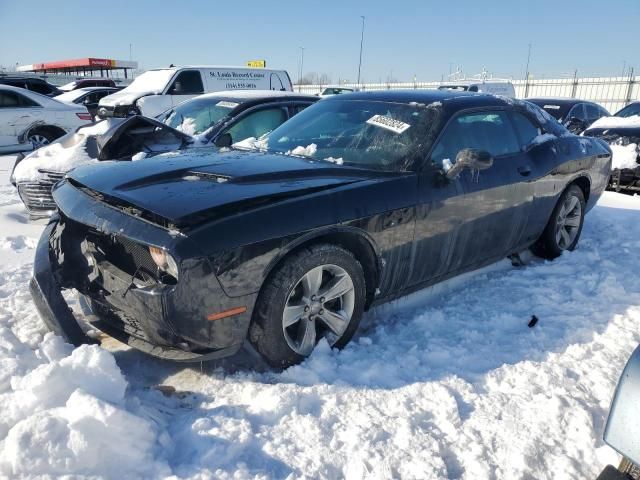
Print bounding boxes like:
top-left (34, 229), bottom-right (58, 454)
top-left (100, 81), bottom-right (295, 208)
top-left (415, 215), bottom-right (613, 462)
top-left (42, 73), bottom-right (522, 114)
top-left (24, 123), bottom-right (67, 141)
top-left (262, 226), bottom-right (382, 309)
top-left (570, 175), bottom-right (591, 203)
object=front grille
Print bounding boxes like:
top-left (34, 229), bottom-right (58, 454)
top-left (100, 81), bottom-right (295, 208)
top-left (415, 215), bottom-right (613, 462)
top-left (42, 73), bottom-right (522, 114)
top-left (17, 169), bottom-right (65, 214)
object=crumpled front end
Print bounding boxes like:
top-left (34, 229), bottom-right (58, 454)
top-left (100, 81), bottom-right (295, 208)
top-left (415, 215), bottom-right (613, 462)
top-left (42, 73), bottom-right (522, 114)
top-left (29, 179), bottom-right (256, 361)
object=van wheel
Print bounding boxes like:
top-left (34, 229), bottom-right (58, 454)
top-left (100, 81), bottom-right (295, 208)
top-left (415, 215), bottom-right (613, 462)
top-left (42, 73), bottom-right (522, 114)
top-left (532, 185), bottom-right (585, 259)
top-left (249, 244), bottom-right (366, 368)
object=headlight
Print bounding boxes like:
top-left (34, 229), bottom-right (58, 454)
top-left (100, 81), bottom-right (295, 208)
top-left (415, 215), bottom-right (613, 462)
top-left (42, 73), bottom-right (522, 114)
top-left (149, 246), bottom-right (178, 278)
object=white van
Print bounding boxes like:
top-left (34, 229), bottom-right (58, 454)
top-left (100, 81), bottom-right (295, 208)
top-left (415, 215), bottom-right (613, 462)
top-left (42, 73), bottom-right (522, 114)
top-left (437, 80), bottom-right (515, 97)
top-left (97, 66), bottom-right (293, 118)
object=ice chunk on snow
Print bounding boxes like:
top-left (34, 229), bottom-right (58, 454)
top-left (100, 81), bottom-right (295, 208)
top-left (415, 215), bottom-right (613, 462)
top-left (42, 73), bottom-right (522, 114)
top-left (324, 156), bottom-right (344, 165)
top-left (131, 151), bottom-right (148, 161)
top-left (610, 143), bottom-right (639, 169)
top-left (442, 158), bottom-right (453, 172)
top-left (287, 143), bottom-right (317, 157)
top-left (232, 136), bottom-right (268, 151)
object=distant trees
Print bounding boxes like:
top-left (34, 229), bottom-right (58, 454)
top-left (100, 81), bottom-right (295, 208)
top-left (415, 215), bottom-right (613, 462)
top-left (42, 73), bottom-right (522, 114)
top-left (297, 72), bottom-right (332, 85)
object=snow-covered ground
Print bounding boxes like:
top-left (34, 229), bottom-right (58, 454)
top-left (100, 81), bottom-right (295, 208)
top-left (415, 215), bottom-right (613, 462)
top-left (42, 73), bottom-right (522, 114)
top-left (0, 153), bottom-right (639, 479)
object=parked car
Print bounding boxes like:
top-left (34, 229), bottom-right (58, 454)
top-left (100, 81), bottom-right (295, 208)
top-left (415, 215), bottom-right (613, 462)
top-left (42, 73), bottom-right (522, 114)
top-left (597, 345), bottom-right (640, 480)
top-left (526, 98), bottom-right (610, 134)
top-left (30, 90), bottom-right (611, 368)
top-left (0, 75), bottom-right (62, 97)
top-left (438, 80), bottom-right (516, 97)
top-left (318, 86), bottom-right (359, 96)
top-left (12, 90), bottom-right (318, 217)
top-left (584, 102), bottom-right (640, 193)
top-left (55, 87), bottom-right (123, 117)
top-left (0, 84), bottom-right (92, 154)
top-left (97, 66), bottom-right (293, 119)
top-left (58, 78), bottom-right (117, 92)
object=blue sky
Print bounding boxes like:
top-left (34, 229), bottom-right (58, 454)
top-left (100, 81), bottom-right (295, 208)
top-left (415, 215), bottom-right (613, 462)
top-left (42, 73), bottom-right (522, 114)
top-left (0, 0), bottom-right (637, 83)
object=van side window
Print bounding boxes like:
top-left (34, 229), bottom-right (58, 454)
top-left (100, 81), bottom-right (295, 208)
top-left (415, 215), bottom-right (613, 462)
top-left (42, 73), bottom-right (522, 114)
top-left (431, 110), bottom-right (520, 168)
top-left (169, 71), bottom-right (204, 95)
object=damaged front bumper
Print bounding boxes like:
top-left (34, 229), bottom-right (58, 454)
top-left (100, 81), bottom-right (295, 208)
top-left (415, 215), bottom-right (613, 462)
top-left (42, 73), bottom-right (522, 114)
top-left (30, 180), bottom-right (256, 361)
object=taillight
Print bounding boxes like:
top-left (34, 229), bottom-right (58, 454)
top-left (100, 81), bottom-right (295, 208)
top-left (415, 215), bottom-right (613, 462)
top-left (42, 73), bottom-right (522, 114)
top-left (76, 112), bottom-right (92, 121)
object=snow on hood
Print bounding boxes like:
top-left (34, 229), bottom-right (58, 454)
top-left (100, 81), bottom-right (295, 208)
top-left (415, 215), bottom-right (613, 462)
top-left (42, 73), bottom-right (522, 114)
top-left (98, 89), bottom-right (146, 107)
top-left (588, 115), bottom-right (640, 130)
top-left (610, 143), bottom-right (639, 170)
top-left (12, 120), bottom-right (113, 182)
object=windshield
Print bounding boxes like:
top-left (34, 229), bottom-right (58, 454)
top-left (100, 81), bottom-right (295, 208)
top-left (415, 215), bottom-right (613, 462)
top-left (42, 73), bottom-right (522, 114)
top-left (615, 103), bottom-right (640, 118)
top-left (125, 69), bottom-right (176, 93)
top-left (258, 99), bottom-right (437, 171)
top-left (161, 97), bottom-right (238, 135)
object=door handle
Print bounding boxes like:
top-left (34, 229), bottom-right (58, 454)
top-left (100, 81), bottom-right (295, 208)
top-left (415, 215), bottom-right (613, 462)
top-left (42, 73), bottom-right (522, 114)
top-left (518, 166), bottom-right (531, 176)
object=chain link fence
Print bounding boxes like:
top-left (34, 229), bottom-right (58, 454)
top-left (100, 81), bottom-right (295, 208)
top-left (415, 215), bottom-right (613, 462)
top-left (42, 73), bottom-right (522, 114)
top-left (296, 73), bottom-right (639, 114)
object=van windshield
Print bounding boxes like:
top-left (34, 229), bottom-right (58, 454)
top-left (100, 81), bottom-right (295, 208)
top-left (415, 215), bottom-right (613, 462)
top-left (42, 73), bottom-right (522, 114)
top-left (125, 70), bottom-right (176, 93)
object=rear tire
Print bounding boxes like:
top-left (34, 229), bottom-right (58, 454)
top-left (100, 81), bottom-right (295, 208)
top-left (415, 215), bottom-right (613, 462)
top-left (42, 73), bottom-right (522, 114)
top-left (532, 184), bottom-right (586, 259)
top-left (249, 244), bottom-right (366, 368)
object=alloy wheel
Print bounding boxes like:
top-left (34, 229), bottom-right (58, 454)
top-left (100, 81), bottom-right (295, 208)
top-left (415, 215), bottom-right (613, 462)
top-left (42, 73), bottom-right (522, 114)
top-left (29, 134), bottom-right (50, 149)
top-left (282, 264), bottom-right (355, 356)
top-left (555, 193), bottom-right (582, 250)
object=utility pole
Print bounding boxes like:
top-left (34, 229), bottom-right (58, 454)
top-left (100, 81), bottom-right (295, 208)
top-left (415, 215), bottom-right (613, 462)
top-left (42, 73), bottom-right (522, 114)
top-left (298, 46), bottom-right (305, 92)
top-left (524, 43), bottom-right (532, 80)
top-left (129, 43), bottom-right (132, 62)
top-left (357, 16), bottom-right (365, 85)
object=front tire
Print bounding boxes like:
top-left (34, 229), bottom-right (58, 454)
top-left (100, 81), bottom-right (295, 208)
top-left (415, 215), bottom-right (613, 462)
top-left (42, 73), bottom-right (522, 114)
top-left (249, 244), bottom-right (366, 368)
top-left (532, 184), bottom-right (586, 259)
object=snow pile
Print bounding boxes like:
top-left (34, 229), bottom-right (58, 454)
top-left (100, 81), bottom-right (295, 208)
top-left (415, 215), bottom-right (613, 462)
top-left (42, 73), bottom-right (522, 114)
top-left (12, 120), bottom-right (112, 182)
top-left (529, 133), bottom-right (556, 146)
top-left (589, 115), bottom-right (640, 130)
top-left (0, 336), bottom-right (170, 478)
top-left (324, 156), bottom-right (344, 165)
top-left (232, 136), bottom-right (268, 151)
top-left (2, 158), bottom-right (640, 478)
top-left (610, 143), bottom-right (639, 169)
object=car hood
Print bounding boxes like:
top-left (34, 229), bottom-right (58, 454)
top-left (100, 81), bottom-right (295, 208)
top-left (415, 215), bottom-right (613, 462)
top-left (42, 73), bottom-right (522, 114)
top-left (98, 89), bottom-right (146, 107)
top-left (64, 150), bottom-right (379, 227)
top-left (585, 125), bottom-right (640, 140)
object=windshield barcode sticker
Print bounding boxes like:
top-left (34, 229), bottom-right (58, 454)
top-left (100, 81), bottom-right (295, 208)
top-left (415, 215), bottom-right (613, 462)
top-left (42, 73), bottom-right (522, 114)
top-left (216, 101), bottom-right (239, 109)
top-left (366, 115), bottom-right (411, 134)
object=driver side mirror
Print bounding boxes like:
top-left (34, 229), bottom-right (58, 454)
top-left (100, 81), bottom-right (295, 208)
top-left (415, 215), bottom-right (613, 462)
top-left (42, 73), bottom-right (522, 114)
top-left (445, 148), bottom-right (493, 179)
top-left (214, 132), bottom-right (232, 148)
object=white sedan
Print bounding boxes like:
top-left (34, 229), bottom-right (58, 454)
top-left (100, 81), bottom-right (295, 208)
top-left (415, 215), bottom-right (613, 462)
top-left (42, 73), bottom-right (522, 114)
top-left (0, 84), bottom-right (92, 154)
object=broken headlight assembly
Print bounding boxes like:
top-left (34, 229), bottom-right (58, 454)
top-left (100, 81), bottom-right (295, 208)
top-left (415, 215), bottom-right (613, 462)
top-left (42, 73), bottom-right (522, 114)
top-left (149, 246), bottom-right (179, 279)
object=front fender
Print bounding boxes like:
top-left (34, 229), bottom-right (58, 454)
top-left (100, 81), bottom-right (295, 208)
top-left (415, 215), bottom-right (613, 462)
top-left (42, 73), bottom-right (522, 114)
top-left (604, 345), bottom-right (640, 466)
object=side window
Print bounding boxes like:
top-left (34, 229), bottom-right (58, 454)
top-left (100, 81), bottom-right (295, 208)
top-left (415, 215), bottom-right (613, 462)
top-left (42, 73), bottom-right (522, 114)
top-left (168, 71), bottom-right (204, 95)
top-left (28, 81), bottom-right (54, 95)
top-left (18, 93), bottom-right (41, 107)
top-left (291, 103), bottom-right (312, 115)
top-left (0, 91), bottom-right (21, 107)
top-left (269, 73), bottom-right (285, 91)
top-left (431, 110), bottom-right (521, 167)
top-left (585, 104), bottom-right (604, 122)
top-left (224, 107), bottom-right (288, 143)
top-left (567, 103), bottom-right (586, 121)
top-left (468, 85), bottom-right (479, 92)
top-left (509, 111), bottom-right (541, 148)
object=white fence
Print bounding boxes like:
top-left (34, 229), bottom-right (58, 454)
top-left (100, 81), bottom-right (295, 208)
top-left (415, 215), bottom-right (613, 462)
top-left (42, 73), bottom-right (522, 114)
top-left (296, 75), bottom-right (640, 114)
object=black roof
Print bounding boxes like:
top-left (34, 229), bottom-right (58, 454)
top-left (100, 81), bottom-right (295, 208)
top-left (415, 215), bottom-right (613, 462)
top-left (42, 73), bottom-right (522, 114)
top-left (526, 97), bottom-right (599, 107)
top-left (323, 89), bottom-right (514, 108)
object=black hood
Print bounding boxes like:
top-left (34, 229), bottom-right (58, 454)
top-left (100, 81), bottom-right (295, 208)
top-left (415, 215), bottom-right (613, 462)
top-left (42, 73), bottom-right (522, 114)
top-left (64, 150), bottom-right (378, 227)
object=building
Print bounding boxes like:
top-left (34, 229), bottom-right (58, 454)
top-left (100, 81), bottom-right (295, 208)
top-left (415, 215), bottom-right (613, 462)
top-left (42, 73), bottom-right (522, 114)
top-left (16, 57), bottom-right (138, 78)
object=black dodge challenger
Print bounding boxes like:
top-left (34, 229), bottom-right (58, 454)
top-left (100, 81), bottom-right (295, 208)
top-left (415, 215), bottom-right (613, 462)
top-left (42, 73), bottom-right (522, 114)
top-left (30, 91), bottom-right (612, 367)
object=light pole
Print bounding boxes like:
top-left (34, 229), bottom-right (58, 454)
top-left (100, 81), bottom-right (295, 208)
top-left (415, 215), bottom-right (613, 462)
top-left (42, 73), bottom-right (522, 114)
top-left (298, 46), bottom-right (305, 92)
top-left (357, 16), bottom-right (365, 86)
